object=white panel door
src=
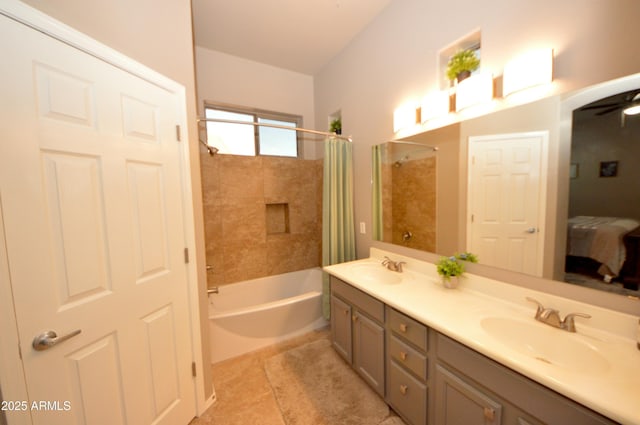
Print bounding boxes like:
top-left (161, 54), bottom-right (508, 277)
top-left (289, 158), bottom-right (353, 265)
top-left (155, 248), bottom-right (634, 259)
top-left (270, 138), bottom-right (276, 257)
top-left (468, 132), bottom-right (547, 276)
top-left (0, 13), bottom-right (195, 425)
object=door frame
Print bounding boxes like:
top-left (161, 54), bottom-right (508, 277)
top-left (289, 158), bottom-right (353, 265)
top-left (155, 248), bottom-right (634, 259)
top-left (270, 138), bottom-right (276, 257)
top-left (466, 131), bottom-right (549, 277)
top-left (0, 1), bottom-right (208, 421)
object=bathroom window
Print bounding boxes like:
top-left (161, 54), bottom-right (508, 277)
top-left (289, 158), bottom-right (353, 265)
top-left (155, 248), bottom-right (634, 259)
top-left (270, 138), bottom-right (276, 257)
top-left (204, 105), bottom-right (301, 157)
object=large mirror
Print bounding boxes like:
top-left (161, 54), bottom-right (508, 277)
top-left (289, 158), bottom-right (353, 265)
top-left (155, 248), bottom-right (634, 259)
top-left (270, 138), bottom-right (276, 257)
top-left (372, 74), bottom-right (640, 298)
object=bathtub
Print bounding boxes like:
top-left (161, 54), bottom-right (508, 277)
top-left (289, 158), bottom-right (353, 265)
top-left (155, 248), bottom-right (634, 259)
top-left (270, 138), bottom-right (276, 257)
top-left (208, 267), bottom-right (327, 363)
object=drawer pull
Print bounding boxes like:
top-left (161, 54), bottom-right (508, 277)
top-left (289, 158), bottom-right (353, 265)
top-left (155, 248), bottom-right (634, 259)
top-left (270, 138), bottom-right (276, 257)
top-left (399, 323), bottom-right (408, 333)
top-left (399, 351), bottom-right (407, 361)
top-left (399, 384), bottom-right (408, 395)
top-left (484, 407), bottom-right (495, 421)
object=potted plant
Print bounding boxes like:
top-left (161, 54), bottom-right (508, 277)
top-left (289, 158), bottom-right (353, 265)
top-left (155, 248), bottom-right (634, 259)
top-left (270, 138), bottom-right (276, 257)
top-left (329, 117), bottom-right (342, 135)
top-left (446, 49), bottom-right (480, 83)
top-left (436, 252), bottom-right (478, 288)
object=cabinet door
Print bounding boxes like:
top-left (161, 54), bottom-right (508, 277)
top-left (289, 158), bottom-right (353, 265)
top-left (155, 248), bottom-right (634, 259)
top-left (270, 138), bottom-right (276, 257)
top-left (331, 295), bottom-right (352, 363)
top-left (435, 365), bottom-right (502, 425)
top-left (353, 312), bottom-right (385, 396)
top-left (388, 361), bottom-right (427, 425)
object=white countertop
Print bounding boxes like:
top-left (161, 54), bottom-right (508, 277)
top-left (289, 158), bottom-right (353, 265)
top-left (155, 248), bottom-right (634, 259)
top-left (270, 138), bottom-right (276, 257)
top-left (324, 248), bottom-right (640, 425)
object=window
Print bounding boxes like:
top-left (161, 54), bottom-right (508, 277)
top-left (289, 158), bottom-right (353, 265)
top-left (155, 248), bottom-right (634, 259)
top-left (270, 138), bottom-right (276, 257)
top-left (204, 105), bottom-right (301, 157)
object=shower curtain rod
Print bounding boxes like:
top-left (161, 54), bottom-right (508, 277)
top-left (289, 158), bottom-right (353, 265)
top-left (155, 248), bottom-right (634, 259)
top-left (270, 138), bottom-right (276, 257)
top-left (197, 117), bottom-right (353, 142)
top-left (387, 139), bottom-right (438, 151)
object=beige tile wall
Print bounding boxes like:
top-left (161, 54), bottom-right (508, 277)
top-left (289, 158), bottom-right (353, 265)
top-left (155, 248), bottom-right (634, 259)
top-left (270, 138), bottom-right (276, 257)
top-left (200, 154), bottom-right (323, 286)
top-left (391, 157), bottom-right (436, 252)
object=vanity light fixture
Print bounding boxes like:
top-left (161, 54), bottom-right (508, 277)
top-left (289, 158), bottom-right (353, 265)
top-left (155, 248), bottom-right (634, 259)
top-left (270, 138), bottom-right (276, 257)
top-left (393, 103), bottom-right (419, 133)
top-left (421, 90), bottom-right (451, 122)
top-left (455, 72), bottom-right (494, 112)
top-left (503, 48), bottom-right (554, 97)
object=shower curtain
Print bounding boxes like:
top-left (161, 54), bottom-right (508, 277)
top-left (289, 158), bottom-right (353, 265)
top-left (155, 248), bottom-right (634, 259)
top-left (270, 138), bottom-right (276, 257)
top-left (371, 144), bottom-right (384, 241)
top-left (322, 137), bottom-right (356, 320)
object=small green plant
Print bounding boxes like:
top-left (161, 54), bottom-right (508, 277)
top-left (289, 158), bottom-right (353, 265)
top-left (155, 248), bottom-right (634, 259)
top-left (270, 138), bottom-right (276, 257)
top-left (436, 252), bottom-right (478, 280)
top-left (436, 256), bottom-right (464, 280)
top-left (329, 117), bottom-right (342, 135)
top-left (446, 49), bottom-right (480, 82)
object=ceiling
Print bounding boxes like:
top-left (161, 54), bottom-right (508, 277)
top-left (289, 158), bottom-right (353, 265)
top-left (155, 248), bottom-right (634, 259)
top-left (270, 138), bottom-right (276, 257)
top-left (191, 0), bottom-right (393, 75)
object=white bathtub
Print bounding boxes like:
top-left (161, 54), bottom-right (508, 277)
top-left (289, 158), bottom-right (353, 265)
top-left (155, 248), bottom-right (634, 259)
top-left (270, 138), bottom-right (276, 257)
top-left (208, 267), bottom-right (327, 363)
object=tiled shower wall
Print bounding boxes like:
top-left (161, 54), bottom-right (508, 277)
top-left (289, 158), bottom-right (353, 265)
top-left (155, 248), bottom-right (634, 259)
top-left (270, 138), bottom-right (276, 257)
top-left (381, 156), bottom-right (436, 252)
top-left (200, 153), bottom-right (323, 286)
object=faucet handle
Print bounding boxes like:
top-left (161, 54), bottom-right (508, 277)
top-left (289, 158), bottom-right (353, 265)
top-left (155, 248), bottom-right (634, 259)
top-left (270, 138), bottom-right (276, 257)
top-left (396, 261), bottom-right (406, 272)
top-left (562, 312), bottom-right (591, 332)
top-left (526, 297), bottom-right (545, 318)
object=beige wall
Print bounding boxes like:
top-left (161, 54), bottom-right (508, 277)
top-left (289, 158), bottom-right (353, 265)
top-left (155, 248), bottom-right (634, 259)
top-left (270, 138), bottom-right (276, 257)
top-left (21, 0), bottom-right (213, 400)
top-left (200, 154), bottom-right (323, 285)
top-left (194, 46), bottom-right (319, 158)
top-left (313, 0), bottom-right (640, 261)
top-left (570, 112), bottom-right (640, 221)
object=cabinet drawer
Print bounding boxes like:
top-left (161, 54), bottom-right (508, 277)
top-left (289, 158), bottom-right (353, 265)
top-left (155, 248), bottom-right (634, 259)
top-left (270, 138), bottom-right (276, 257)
top-left (331, 276), bottom-right (384, 323)
top-left (388, 361), bottom-right (427, 425)
top-left (387, 306), bottom-right (427, 351)
top-left (389, 335), bottom-right (427, 381)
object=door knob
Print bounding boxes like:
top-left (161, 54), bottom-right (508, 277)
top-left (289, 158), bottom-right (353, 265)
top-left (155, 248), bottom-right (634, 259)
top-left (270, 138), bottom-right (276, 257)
top-left (32, 329), bottom-right (81, 351)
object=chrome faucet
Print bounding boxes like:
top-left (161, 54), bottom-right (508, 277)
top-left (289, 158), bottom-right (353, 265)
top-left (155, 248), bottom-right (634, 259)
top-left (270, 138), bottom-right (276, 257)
top-left (526, 297), bottom-right (591, 332)
top-left (382, 256), bottom-right (406, 273)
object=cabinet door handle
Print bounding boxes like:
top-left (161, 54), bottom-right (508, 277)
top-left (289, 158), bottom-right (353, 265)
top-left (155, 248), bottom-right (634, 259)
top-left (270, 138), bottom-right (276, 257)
top-left (484, 407), bottom-right (495, 421)
top-left (399, 384), bottom-right (408, 395)
top-left (399, 351), bottom-right (407, 361)
top-left (352, 314), bottom-right (358, 322)
top-left (343, 308), bottom-right (349, 316)
top-left (399, 323), bottom-right (408, 333)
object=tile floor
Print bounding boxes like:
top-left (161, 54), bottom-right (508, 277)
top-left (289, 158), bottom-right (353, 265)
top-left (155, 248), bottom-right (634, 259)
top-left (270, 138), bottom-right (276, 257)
top-left (190, 328), bottom-right (329, 425)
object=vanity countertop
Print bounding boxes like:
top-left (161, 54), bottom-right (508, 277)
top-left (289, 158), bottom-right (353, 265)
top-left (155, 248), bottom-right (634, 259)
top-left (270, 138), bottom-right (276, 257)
top-left (324, 248), bottom-right (640, 425)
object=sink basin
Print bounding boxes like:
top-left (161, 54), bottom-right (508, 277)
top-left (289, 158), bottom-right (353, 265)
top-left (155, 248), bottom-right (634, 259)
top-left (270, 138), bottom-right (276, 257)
top-left (348, 263), bottom-right (403, 285)
top-left (480, 316), bottom-right (610, 374)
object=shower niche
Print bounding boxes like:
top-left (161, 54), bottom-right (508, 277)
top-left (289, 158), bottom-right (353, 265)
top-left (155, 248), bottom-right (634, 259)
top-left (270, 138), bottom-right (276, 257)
top-left (266, 202), bottom-right (290, 235)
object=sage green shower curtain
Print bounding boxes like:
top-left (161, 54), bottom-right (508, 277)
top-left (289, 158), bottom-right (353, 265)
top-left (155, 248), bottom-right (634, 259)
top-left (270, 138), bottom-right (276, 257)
top-left (322, 137), bottom-right (356, 320)
top-left (371, 144), bottom-right (384, 241)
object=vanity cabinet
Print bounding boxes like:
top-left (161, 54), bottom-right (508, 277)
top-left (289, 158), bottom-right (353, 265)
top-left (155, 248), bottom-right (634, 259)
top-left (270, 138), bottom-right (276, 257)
top-left (329, 276), bottom-right (617, 425)
top-left (330, 276), bottom-right (385, 396)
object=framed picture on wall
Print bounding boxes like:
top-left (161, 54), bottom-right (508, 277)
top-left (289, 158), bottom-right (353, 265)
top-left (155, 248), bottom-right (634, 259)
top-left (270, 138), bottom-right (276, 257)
top-left (599, 160), bottom-right (618, 177)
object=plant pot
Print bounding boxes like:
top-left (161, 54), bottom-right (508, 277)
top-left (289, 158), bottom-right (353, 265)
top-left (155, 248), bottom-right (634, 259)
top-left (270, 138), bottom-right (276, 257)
top-left (456, 70), bottom-right (471, 83)
top-left (443, 275), bottom-right (459, 289)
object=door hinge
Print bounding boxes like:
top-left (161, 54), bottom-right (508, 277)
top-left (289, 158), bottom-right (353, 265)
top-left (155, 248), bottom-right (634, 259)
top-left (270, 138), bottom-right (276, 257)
top-left (176, 125), bottom-right (181, 142)
top-left (184, 248), bottom-right (189, 264)
top-left (191, 361), bottom-right (197, 377)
